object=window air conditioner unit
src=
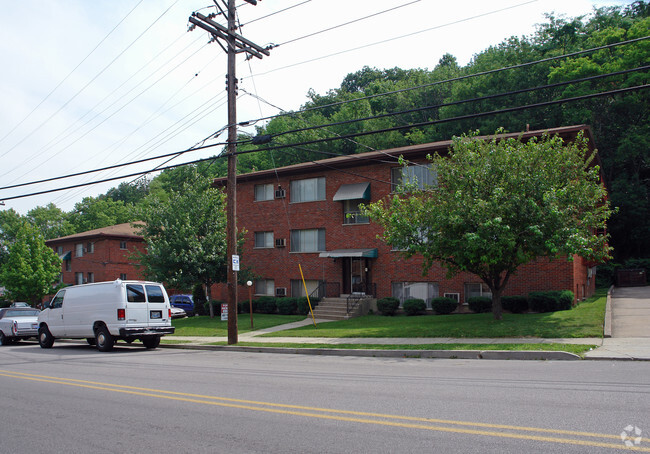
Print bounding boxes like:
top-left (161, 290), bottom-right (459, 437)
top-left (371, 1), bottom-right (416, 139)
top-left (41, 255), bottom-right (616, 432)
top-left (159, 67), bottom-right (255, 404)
top-left (275, 287), bottom-right (287, 297)
top-left (275, 238), bottom-right (286, 247)
top-left (274, 188), bottom-right (286, 199)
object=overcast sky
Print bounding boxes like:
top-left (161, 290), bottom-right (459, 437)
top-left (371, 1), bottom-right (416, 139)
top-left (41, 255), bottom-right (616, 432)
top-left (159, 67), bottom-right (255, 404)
top-left (0, 0), bottom-right (633, 214)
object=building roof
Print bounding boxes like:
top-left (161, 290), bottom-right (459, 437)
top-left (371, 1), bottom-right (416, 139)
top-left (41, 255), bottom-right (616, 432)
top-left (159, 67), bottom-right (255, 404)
top-left (46, 222), bottom-right (144, 244)
top-left (213, 125), bottom-right (596, 185)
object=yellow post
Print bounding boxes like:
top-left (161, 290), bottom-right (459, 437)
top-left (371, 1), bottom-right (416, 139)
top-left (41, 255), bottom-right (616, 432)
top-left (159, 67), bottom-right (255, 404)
top-left (299, 263), bottom-right (317, 327)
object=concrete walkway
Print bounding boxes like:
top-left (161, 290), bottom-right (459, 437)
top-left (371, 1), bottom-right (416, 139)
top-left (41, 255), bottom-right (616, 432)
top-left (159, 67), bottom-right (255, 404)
top-left (583, 286), bottom-right (650, 360)
top-left (168, 287), bottom-right (650, 360)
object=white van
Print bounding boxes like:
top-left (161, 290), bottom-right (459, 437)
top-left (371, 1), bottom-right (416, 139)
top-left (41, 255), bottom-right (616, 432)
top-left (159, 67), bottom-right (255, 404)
top-left (38, 280), bottom-right (175, 352)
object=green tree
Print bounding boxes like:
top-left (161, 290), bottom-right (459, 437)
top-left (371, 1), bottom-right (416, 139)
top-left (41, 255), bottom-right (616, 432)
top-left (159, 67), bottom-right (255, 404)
top-left (135, 170), bottom-right (228, 318)
top-left (363, 131), bottom-right (612, 320)
top-left (0, 222), bottom-right (61, 304)
top-left (0, 208), bottom-right (25, 266)
top-left (68, 196), bottom-right (134, 232)
top-left (26, 203), bottom-right (75, 240)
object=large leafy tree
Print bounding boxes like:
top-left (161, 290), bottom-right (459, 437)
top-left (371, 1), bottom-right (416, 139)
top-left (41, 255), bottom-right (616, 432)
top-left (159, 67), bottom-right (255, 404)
top-left (0, 222), bottom-right (61, 304)
top-left (135, 170), bottom-right (228, 317)
top-left (26, 203), bottom-right (75, 240)
top-left (363, 131), bottom-right (613, 319)
top-left (68, 196), bottom-right (134, 232)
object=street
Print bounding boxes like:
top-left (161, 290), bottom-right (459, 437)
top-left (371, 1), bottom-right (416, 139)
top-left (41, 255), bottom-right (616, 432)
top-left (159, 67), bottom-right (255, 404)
top-left (1, 342), bottom-right (648, 453)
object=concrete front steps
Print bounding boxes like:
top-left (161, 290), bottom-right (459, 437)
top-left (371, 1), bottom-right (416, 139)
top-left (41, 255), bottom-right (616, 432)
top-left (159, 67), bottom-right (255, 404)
top-left (311, 296), bottom-right (371, 320)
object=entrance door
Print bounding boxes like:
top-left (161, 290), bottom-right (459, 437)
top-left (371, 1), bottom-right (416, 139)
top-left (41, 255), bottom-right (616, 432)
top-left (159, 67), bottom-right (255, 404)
top-left (351, 258), bottom-right (365, 294)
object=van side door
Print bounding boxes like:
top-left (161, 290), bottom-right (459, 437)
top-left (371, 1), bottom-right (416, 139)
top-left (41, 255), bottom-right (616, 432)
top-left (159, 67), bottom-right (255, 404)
top-left (45, 290), bottom-right (67, 337)
top-left (125, 284), bottom-right (147, 327)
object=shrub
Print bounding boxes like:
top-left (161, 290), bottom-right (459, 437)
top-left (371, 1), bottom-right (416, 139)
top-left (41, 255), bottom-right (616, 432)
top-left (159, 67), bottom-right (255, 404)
top-left (528, 291), bottom-right (573, 312)
top-left (277, 297), bottom-right (298, 315)
top-left (403, 298), bottom-right (426, 316)
top-left (502, 296), bottom-right (528, 314)
top-left (468, 296), bottom-right (492, 313)
top-left (192, 284), bottom-right (207, 316)
top-left (377, 297), bottom-right (400, 316)
top-left (430, 297), bottom-right (458, 315)
top-left (255, 296), bottom-right (277, 314)
top-left (204, 300), bottom-right (225, 316)
top-left (297, 297), bottom-right (318, 315)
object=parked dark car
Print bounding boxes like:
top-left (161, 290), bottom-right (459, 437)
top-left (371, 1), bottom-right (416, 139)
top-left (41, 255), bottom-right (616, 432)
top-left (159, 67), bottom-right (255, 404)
top-left (0, 307), bottom-right (40, 345)
top-left (169, 294), bottom-right (195, 316)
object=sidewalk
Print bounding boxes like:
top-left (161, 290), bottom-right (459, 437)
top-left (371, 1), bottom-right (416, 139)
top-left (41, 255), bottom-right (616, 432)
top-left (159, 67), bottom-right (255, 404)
top-left (166, 287), bottom-right (650, 360)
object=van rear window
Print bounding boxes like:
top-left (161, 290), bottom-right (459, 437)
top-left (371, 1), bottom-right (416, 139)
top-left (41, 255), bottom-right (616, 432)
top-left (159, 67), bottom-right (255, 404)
top-left (126, 284), bottom-right (146, 303)
top-left (145, 285), bottom-right (165, 303)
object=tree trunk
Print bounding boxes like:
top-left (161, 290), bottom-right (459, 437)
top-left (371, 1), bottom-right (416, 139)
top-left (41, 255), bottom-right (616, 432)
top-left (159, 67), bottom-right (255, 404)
top-left (206, 282), bottom-right (214, 319)
top-left (491, 290), bottom-right (503, 320)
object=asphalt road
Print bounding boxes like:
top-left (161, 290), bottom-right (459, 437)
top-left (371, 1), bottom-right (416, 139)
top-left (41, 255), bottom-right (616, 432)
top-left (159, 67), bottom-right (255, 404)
top-left (1, 342), bottom-right (648, 453)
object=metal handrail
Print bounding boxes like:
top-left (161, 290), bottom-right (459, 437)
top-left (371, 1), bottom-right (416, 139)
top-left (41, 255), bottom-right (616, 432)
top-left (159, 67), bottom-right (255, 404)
top-left (309, 281), bottom-right (341, 301)
top-left (346, 283), bottom-right (376, 314)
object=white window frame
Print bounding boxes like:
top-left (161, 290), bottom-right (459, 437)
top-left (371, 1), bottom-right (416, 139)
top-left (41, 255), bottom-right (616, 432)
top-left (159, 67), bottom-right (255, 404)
top-left (290, 279), bottom-right (323, 298)
top-left (255, 279), bottom-right (275, 296)
top-left (290, 228), bottom-right (326, 253)
top-left (254, 183), bottom-right (274, 201)
top-left (391, 163), bottom-right (437, 192)
top-left (120, 241), bottom-right (127, 250)
top-left (464, 283), bottom-right (492, 304)
top-left (75, 272), bottom-right (84, 285)
top-left (392, 282), bottom-right (439, 308)
top-left (75, 243), bottom-right (84, 257)
top-left (343, 199), bottom-right (369, 225)
top-left (87, 242), bottom-right (94, 254)
top-left (254, 231), bottom-right (274, 248)
top-left (290, 177), bottom-right (325, 203)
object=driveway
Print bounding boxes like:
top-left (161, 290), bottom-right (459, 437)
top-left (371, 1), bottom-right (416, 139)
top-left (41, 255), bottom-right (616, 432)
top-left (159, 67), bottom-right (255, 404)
top-left (611, 286), bottom-right (650, 338)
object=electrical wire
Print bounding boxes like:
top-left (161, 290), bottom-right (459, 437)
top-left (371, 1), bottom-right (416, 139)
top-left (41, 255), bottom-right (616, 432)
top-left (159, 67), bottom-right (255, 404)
top-left (0, 0), bottom-right (146, 150)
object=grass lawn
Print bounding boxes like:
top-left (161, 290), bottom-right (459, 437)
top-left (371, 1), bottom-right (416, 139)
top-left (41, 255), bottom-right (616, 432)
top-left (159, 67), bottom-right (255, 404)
top-left (261, 289), bottom-right (607, 339)
top-left (171, 313), bottom-right (305, 336)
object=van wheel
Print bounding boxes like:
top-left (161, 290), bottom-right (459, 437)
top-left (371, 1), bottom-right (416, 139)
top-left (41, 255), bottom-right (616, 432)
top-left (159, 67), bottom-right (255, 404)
top-left (95, 326), bottom-right (114, 352)
top-left (38, 326), bottom-right (55, 349)
top-left (142, 336), bottom-right (160, 349)
top-left (86, 338), bottom-right (96, 346)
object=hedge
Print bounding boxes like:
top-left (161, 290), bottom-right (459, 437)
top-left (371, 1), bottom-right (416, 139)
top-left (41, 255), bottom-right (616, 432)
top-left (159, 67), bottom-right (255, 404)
top-left (528, 290), bottom-right (574, 313)
top-left (467, 296), bottom-right (492, 313)
top-left (377, 297), bottom-right (400, 316)
top-left (430, 297), bottom-right (458, 315)
top-left (403, 298), bottom-right (426, 316)
top-left (501, 295), bottom-right (528, 314)
top-left (255, 296), bottom-right (277, 314)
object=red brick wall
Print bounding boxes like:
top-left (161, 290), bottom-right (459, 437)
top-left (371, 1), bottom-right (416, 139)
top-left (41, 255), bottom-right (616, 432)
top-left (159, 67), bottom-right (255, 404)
top-left (220, 156), bottom-right (593, 304)
top-left (53, 237), bottom-right (146, 285)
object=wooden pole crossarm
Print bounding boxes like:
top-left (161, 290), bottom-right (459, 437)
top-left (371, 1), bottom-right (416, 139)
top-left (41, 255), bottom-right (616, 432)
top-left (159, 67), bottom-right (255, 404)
top-left (191, 12), bottom-right (270, 57)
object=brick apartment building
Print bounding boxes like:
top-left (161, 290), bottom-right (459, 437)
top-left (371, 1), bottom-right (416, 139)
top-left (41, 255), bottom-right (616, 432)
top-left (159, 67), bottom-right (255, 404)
top-left (214, 125), bottom-right (600, 310)
top-left (46, 223), bottom-right (146, 286)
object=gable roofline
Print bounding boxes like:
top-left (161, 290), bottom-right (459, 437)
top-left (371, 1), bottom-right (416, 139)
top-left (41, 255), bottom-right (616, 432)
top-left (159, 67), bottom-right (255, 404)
top-left (45, 222), bottom-right (144, 245)
top-left (213, 125), bottom-right (596, 186)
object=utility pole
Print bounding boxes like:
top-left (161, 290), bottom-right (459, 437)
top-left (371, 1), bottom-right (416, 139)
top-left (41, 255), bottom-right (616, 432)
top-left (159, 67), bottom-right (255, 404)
top-left (189, 0), bottom-right (269, 344)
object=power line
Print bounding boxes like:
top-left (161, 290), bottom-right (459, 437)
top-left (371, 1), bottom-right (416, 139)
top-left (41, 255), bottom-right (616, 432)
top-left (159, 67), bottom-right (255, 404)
top-left (239, 35), bottom-right (650, 128)
top-left (0, 0), bottom-right (146, 150)
top-left (3, 82), bottom-right (647, 203)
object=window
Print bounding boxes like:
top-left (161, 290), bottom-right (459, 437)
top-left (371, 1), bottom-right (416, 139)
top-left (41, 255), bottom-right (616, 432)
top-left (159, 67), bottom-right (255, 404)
top-left (444, 293), bottom-right (460, 303)
top-left (343, 200), bottom-right (369, 224)
top-left (254, 231), bottom-right (274, 248)
top-left (87, 272), bottom-right (94, 283)
top-left (65, 259), bottom-right (71, 272)
top-left (291, 177), bottom-right (325, 203)
top-left (120, 273), bottom-right (127, 280)
top-left (145, 285), bottom-right (165, 302)
top-left (290, 279), bottom-right (323, 298)
top-left (56, 246), bottom-right (63, 255)
top-left (392, 282), bottom-right (439, 308)
top-left (120, 241), bottom-right (127, 249)
top-left (255, 279), bottom-right (275, 296)
top-left (87, 242), bottom-right (94, 254)
top-left (254, 183), bottom-right (274, 201)
top-left (51, 290), bottom-right (65, 309)
top-left (127, 284), bottom-right (146, 302)
top-left (75, 243), bottom-right (84, 257)
top-left (290, 228), bottom-right (325, 253)
top-left (391, 164), bottom-right (437, 191)
top-left (464, 283), bottom-right (492, 304)
top-left (75, 272), bottom-right (84, 285)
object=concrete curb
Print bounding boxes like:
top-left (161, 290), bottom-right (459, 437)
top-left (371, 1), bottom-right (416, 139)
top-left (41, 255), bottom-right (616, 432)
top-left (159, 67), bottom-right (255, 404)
top-left (604, 285), bottom-right (613, 338)
top-left (160, 344), bottom-right (581, 360)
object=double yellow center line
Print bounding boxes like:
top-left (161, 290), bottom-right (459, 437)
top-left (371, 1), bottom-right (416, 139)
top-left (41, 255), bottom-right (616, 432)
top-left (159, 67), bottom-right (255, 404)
top-left (0, 369), bottom-right (646, 451)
